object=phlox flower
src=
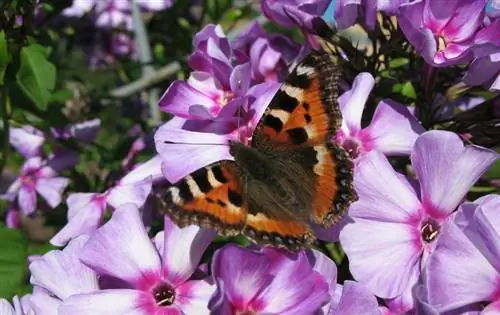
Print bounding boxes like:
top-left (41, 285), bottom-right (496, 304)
top-left (2, 151), bottom-right (78, 215)
top-left (398, 0), bottom-right (500, 66)
top-left (209, 244), bottom-right (329, 314)
top-left (50, 156), bottom-right (159, 246)
top-left (334, 0), bottom-right (422, 30)
top-left (29, 236), bottom-right (99, 314)
top-left (155, 24), bottom-right (280, 183)
top-left (464, 51), bottom-right (500, 91)
top-left (50, 118), bottom-right (101, 143)
top-left (334, 72), bottom-right (425, 160)
top-left (0, 296), bottom-right (34, 315)
top-left (423, 195), bottom-right (500, 314)
top-left (59, 204), bottom-right (216, 315)
top-left (339, 130), bottom-right (498, 311)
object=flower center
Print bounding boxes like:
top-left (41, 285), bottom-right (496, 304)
top-left (218, 91), bottom-right (235, 107)
top-left (437, 36), bottom-right (447, 51)
top-left (420, 220), bottom-right (440, 243)
top-left (20, 175), bottom-right (35, 187)
top-left (341, 137), bottom-right (361, 159)
top-left (153, 283), bottom-right (175, 307)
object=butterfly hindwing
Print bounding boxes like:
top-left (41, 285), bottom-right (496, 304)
top-left (254, 49), bottom-right (342, 146)
top-left (158, 161), bottom-right (246, 236)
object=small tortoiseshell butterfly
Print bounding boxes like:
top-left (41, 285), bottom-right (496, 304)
top-left (158, 44), bottom-right (357, 251)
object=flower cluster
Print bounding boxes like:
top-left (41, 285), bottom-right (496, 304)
top-left (2, 0), bottom-right (500, 314)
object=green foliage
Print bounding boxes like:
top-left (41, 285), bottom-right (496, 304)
top-left (15, 44), bottom-right (56, 110)
top-left (0, 227), bottom-right (29, 299)
top-left (0, 31), bottom-right (9, 85)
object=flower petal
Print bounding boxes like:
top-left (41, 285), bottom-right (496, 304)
top-left (35, 177), bottom-right (69, 208)
top-left (330, 281), bottom-right (381, 315)
top-left (30, 293), bottom-right (60, 315)
top-left (351, 151), bottom-right (421, 222)
top-left (29, 236), bottom-right (99, 299)
top-left (362, 99), bottom-right (424, 155)
top-left (9, 126), bottom-right (44, 158)
top-left (106, 178), bottom-right (152, 209)
top-left (162, 216), bottom-right (216, 285)
top-left (79, 204), bottom-right (161, 285)
top-left (340, 217), bottom-right (421, 298)
top-left (411, 130), bottom-right (498, 218)
top-left (159, 81), bottom-right (217, 117)
top-left (18, 186), bottom-right (37, 215)
top-left (58, 290), bottom-right (152, 315)
top-left (425, 213), bottom-right (499, 312)
top-left (339, 73), bottom-right (375, 134)
top-left (211, 244), bottom-right (272, 311)
top-left (176, 279), bottom-right (215, 315)
top-left (307, 249), bottom-right (338, 314)
top-left (0, 299), bottom-right (15, 315)
top-left (121, 155), bottom-right (165, 185)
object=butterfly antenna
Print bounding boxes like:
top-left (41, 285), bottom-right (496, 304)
top-left (236, 80), bottom-right (242, 143)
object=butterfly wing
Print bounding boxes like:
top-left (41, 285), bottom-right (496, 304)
top-left (158, 161), bottom-right (246, 236)
top-left (252, 47), bottom-right (357, 228)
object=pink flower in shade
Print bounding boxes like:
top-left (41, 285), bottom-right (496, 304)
top-left (9, 125), bottom-right (45, 158)
top-left (2, 152), bottom-right (78, 215)
top-left (334, 72), bottom-right (425, 160)
top-left (422, 195), bottom-right (500, 314)
top-left (209, 244), bottom-right (329, 314)
top-left (51, 118), bottom-right (101, 143)
top-left (334, 0), bottom-right (422, 30)
top-left (58, 204), bottom-right (216, 315)
top-left (339, 131), bottom-right (498, 311)
top-left (398, 0), bottom-right (500, 66)
top-left (50, 156), bottom-right (159, 246)
top-left (28, 236), bottom-right (99, 314)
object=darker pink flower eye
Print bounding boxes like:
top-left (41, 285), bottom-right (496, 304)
top-left (153, 283), bottom-right (175, 306)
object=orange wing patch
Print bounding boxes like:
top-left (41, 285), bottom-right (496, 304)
top-left (254, 50), bottom-right (342, 147)
top-left (243, 212), bottom-right (314, 251)
top-left (158, 161), bottom-right (246, 236)
top-left (310, 143), bottom-right (357, 227)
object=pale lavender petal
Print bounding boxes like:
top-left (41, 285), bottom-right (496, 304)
top-left (59, 290), bottom-right (149, 315)
top-left (411, 130), bottom-right (498, 218)
top-left (120, 155), bottom-right (165, 185)
top-left (50, 194), bottom-right (105, 246)
top-left (230, 62), bottom-right (251, 95)
top-left (350, 151), bottom-right (421, 222)
top-left (159, 81), bottom-right (217, 117)
top-left (247, 82), bottom-right (280, 127)
top-left (340, 73), bottom-right (375, 134)
top-left (334, 0), bottom-right (360, 29)
top-left (79, 204), bottom-right (162, 284)
top-left (106, 178), bottom-right (152, 209)
top-left (483, 300), bottom-right (500, 314)
top-left (176, 279), bottom-right (215, 315)
top-left (29, 236), bottom-right (98, 299)
top-left (162, 216), bottom-right (216, 286)
top-left (30, 293), bottom-right (60, 315)
top-left (256, 252), bottom-right (329, 314)
top-left (2, 179), bottom-right (21, 202)
top-left (422, 0), bottom-right (457, 33)
top-left (35, 177), bottom-right (69, 208)
top-left (340, 217), bottom-right (421, 298)
top-left (441, 0), bottom-right (486, 42)
top-left (18, 186), bottom-right (37, 215)
top-left (0, 299), bottom-right (15, 315)
top-left (330, 281), bottom-right (382, 315)
top-left (21, 157), bottom-right (43, 174)
top-left (211, 244), bottom-right (272, 310)
top-left (426, 214), bottom-right (499, 312)
top-left (307, 249), bottom-right (337, 314)
top-left (9, 127), bottom-right (44, 158)
top-left (43, 149), bottom-right (79, 174)
top-left (363, 99), bottom-right (425, 155)
top-left (313, 216), bottom-right (348, 242)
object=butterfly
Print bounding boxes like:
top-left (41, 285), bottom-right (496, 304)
top-left (157, 44), bottom-right (357, 251)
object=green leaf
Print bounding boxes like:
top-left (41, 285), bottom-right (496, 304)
top-left (15, 44), bottom-right (56, 110)
top-left (0, 31), bottom-right (9, 84)
top-left (0, 228), bottom-right (29, 298)
top-left (389, 57), bottom-right (409, 69)
top-left (401, 81), bottom-right (417, 100)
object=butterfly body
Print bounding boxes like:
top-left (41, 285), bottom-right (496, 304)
top-left (159, 46), bottom-right (357, 250)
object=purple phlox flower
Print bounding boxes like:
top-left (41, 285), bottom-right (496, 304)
top-left (339, 130), bottom-right (498, 308)
top-left (28, 236), bottom-right (99, 314)
top-left (307, 249), bottom-right (382, 315)
top-left (136, 0), bottom-right (174, 11)
top-left (50, 160), bottom-right (154, 246)
top-left (489, 0), bottom-right (500, 18)
top-left (397, 0), bottom-right (500, 66)
top-left (231, 21), bottom-right (301, 83)
top-left (464, 51), bottom-right (500, 91)
top-left (51, 118), bottom-right (101, 143)
top-left (59, 204), bottom-right (216, 315)
top-left (122, 130), bottom-right (151, 170)
top-left (5, 204), bottom-right (20, 228)
top-left (261, 0), bottom-right (330, 41)
top-left (423, 194), bottom-right (500, 314)
top-left (334, 72), bottom-right (425, 159)
top-left (0, 295), bottom-right (33, 315)
top-left (2, 151), bottom-right (78, 215)
top-left (209, 244), bottom-right (329, 314)
top-left (334, 0), bottom-right (422, 30)
top-left (155, 25), bottom-right (280, 183)
top-left (429, 94), bottom-right (486, 122)
top-left (62, 0), bottom-right (96, 17)
top-left (9, 125), bottom-right (45, 158)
